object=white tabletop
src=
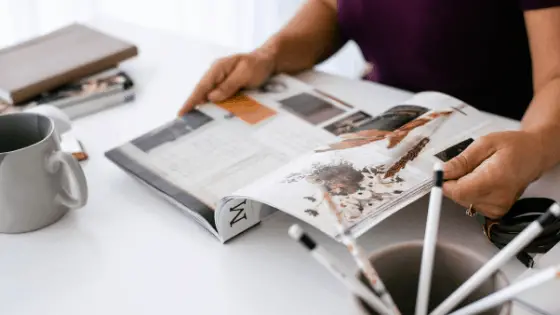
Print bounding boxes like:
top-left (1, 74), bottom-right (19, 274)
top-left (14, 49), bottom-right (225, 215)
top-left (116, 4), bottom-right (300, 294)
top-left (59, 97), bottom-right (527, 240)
top-left (1, 18), bottom-right (558, 315)
top-left (509, 243), bottom-right (560, 315)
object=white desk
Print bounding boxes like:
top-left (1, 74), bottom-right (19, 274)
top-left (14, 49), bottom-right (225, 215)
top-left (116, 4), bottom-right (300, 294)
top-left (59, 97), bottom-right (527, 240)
top-left (0, 18), bottom-right (558, 315)
top-left (509, 243), bottom-right (560, 315)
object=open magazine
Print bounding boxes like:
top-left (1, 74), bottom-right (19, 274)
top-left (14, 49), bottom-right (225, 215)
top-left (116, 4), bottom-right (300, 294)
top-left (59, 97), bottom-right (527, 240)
top-left (105, 74), bottom-right (495, 243)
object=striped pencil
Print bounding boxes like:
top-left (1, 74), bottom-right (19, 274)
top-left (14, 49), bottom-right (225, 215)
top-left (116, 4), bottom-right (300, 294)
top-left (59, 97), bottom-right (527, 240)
top-left (319, 185), bottom-right (401, 315)
top-left (289, 224), bottom-right (393, 315)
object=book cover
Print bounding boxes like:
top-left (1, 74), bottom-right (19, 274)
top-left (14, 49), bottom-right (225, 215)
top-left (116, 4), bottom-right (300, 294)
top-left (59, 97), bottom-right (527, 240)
top-left (0, 23), bottom-right (138, 104)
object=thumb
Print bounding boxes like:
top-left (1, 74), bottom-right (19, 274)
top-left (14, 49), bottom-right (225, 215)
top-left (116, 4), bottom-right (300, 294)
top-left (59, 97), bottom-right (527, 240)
top-left (443, 137), bottom-right (496, 180)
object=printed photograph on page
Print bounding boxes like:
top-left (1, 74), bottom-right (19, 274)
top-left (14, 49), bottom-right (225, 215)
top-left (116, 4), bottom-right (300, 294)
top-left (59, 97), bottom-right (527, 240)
top-left (234, 143), bottom-right (427, 237)
top-left (249, 74), bottom-right (313, 101)
top-left (233, 92), bottom-right (490, 235)
top-left (317, 92), bottom-right (490, 171)
top-left (324, 105), bottom-right (430, 136)
top-left (395, 91), bottom-right (490, 156)
top-left (241, 74), bottom-right (353, 126)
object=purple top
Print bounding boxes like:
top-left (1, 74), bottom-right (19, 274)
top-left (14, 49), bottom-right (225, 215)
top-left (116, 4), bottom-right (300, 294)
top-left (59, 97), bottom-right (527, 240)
top-left (338, 0), bottom-right (560, 120)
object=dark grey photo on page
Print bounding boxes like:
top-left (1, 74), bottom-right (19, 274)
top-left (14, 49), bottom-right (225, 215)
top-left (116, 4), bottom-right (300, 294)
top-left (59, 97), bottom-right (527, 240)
top-left (131, 110), bottom-right (213, 152)
top-left (435, 138), bottom-right (474, 162)
top-left (278, 92), bottom-right (345, 125)
top-left (360, 105), bottom-right (429, 131)
top-left (324, 111), bottom-right (376, 136)
top-left (324, 105), bottom-right (429, 136)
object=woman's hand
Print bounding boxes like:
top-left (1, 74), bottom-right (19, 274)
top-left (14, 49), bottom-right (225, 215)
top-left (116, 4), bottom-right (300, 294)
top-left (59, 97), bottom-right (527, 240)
top-left (178, 50), bottom-right (276, 116)
top-left (442, 131), bottom-right (546, 219)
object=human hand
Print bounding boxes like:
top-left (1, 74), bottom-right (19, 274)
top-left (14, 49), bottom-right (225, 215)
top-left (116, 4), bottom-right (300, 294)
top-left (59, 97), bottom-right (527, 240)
top-left (178, 51), bottom-right (276, 116)
top-left (442, 131), bottom-right (546, 219)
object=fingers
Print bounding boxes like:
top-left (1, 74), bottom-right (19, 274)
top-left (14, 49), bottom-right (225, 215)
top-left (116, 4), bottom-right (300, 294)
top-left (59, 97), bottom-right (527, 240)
top-left (178, 56), bottom-right (240, 116)
top-left (207, 59), bottom-right (252, 103)
top-left (477, 204), bottom-right (508, 219)
top-left (443, 177), bottom-right (510, 219)
top-left (443, 177), bottom-right (492, 207)
top-left (443, 136), bottom-right (496, 180)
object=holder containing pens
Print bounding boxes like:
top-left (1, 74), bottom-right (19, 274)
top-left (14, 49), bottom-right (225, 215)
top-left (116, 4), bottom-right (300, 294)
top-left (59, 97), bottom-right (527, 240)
top-left (289, 163), bottom-right (560, 315)
top-left (352, 241), bottom-right (510, 315)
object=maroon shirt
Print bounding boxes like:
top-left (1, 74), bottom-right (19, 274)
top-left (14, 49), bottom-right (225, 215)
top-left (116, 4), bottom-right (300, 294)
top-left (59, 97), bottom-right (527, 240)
top-left (338, 0), bottom-right (560, 120)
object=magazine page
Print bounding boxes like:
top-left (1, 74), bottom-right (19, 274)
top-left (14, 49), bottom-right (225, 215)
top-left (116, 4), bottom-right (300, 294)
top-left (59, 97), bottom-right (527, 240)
top-left (229, 91), bottom-right (492, 238)
top-left (317, 92), bottom-right (490, 158)
top-left (105, 74), bottom-right (372, 240)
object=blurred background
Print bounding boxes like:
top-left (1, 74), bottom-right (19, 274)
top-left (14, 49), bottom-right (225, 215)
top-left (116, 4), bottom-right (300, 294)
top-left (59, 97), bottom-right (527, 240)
top-left (0, 0), bottom-right (366, 78)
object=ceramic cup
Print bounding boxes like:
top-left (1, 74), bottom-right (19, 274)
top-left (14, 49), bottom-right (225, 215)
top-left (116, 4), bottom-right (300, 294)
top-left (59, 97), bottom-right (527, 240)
top-left (0, 112), bottom-right (88, 233)
top-left (353, 240), bottom-right (510, 315)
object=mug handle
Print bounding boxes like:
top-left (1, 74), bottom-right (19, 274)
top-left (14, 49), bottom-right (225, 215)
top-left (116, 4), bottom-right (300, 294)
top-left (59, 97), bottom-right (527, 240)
top-left (46, 151), bottom-right (88, 209)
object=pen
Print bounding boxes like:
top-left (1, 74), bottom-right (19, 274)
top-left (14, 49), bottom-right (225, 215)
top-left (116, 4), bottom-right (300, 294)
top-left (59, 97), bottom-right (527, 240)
top-left (430, 202), bottom-right (560, 315)
top-left (415, 163), bottom-right (444, 315)
top-left (449, 264), bottom-right (560, 315)
top-left (288, 224), bottom-right (392, 315)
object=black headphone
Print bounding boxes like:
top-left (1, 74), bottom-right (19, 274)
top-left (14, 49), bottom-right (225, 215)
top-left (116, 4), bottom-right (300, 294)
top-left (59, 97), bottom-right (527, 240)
top-left (478, 197), bottom-right (560, 268)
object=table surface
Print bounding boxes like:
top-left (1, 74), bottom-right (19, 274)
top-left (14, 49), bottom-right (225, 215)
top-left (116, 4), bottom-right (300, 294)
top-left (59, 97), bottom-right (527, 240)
top-left (1, 17), bottom-right (558, 315)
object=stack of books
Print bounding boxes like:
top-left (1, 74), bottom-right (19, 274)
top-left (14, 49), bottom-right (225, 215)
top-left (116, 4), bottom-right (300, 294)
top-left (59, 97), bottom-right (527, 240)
top-left (0, 23), bottom-right (138, 119)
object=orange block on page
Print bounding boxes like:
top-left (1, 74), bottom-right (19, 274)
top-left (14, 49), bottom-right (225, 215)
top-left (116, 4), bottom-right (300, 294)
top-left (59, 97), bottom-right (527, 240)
top-left (215, 94), bottom-right (276, 125)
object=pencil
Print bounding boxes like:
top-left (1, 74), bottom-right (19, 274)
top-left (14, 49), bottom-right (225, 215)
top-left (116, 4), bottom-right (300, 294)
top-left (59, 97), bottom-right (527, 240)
top-left (288, 224), bottom-right (392, 315)
top-left (415, 163), bottom-right (444, 315)
top-left (449, 264), bottom-right (560, 315)
top-left (430, 202), bottom-right (560, 315)
top-left (319, 185), bottom-right (401, 315)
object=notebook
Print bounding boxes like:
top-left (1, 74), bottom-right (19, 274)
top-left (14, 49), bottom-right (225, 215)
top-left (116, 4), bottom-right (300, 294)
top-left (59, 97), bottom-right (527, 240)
top-left (0, 23), bottom-right (138, 104)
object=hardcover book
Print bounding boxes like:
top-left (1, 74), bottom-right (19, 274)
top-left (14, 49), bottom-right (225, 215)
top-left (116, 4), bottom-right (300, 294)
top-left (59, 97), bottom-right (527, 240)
top-left (0, 23), bottom-right (137, 104)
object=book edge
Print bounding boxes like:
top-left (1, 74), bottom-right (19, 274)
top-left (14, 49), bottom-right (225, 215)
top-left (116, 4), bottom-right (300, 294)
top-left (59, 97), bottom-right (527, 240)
top-left (9, 46), bottom-right (138, 104)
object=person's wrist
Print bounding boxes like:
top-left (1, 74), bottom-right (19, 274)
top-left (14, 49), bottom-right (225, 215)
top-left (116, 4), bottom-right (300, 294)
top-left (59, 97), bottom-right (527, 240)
top-left (252, 42), bottom-right (279, 75)
top-left (523, 126), bottom-right (560, 173)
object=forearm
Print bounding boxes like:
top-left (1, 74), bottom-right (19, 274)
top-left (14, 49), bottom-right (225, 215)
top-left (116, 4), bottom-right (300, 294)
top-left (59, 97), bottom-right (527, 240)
top-left (521, 76), bottom-right (560, 171)
top-left (254, 0), bottom-right (343, 74)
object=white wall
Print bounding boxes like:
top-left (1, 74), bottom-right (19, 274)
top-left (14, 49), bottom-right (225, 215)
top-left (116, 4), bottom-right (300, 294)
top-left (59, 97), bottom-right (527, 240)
top-left (0, 0), bottom-right (365, 78)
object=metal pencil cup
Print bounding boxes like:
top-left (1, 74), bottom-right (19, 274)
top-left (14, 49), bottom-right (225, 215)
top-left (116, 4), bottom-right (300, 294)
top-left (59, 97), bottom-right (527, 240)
top-left (353, 241), bottom-right (511, 315)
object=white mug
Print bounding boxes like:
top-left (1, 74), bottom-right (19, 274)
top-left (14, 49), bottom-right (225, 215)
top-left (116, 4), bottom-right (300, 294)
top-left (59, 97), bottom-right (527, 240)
top-left (0, 112), bottom-right (88, 233)
top-left (24, 105), bottom-right (73, 134)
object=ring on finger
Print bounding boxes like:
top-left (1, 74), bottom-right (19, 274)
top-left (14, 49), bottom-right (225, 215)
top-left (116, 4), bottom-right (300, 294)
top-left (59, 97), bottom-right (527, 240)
top-left (466, 204), bottom-right (476, 217)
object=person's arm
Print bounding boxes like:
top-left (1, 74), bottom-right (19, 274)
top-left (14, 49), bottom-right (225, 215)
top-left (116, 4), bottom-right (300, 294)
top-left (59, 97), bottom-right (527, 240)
top-left (520, 6), bottom-right (560, 173)
top-left (442, 6), bottom-right (560, 219)
top-left (258, 0), bottom-right (343, 74)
